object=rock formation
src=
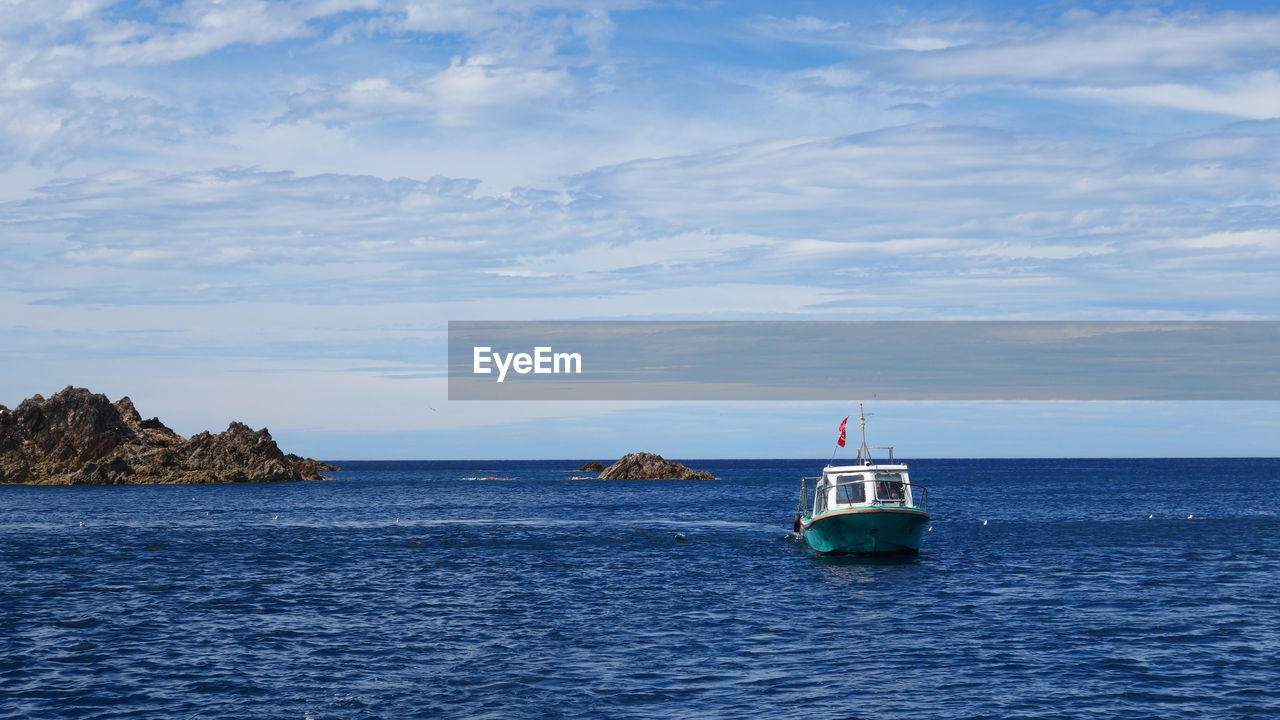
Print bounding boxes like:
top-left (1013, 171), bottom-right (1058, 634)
top-left (0, 386), bottom-right (338, 485)
top-left (574, 461), bottom-right (605, 472)
top-left (285, 453), bottom-right (340, 478)
top-left (597, 452), bottom-right (716, 480)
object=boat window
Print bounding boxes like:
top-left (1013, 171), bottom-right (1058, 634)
top-left (814, 481), bottom-right (828, 515)
top-left (875, 480), bottom-right (905, 502)
top-left (836, 478), bottom-right (865, 505)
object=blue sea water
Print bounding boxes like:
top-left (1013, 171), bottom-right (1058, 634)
top-left (2, 458), bottom-right (1279, 720)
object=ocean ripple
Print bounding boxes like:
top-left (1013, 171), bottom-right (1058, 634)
top-left (2, 458), bottom-right (1279, 719)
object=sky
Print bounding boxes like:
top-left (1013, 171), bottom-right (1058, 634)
top-left (1, 0), bottom-right (1278, 459)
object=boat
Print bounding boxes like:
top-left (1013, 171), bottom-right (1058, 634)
top-left (794, 406), bottom-right (930, 555)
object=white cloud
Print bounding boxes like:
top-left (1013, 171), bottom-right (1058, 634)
top-left (0, 91), bottom-right (184, 166)
top-left (777, 237), bottom-right (966, 258)
top-left (847, 10), bottom-right (1280, 121)
top-left (0, 0), bottom-right (118, 29)
top-left (2, 4), bottom-right (1280, 324)
top-left (5, 114), bottom-right (1278, 324)
top-left (893, 36), bottom-right (957, 52)
top-left (489, 231), bottom-right (773, 277)
top-left (92, 0), bottom-right (316, 66)
top-left (892, 11), bottom-right (1280, 84)
top-left (773, 237), bottom-right (1116, 261)
top-left (781, 65), bottom-right (868, 92)
top-left (1175, 229), bottom-right (1280, 251)
top-left (790, 16), bottom-right (851, 33)
top-left (394, 0), bottom-right (505, 34)
top-left (960, 243), bottom-right (1116, 260)
top-left (0, 0), bottom-right (621, 169)
top-left (425, 55), bottom-right (575, 126)
top-left (1066, 71), bottom-right (1280, 119)
top-left (2, 0), bottom-right (337, 78)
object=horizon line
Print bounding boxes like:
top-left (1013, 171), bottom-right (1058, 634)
top-left (320, 455), bottom-right (1280, 462)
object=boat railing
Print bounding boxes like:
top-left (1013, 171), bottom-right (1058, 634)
top-left (798, 476), bottom-right (813, 517)
top-left (805, 475), bottom-right (928, 515)
top-left (900, 484), bottom-right (927, 512)
top-left (857, 445), bottom-right (895, 463)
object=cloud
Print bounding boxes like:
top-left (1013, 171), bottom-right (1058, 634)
top-left (751, 13), bottom-right (978, 50)
top-left (749, 9), bottom-right (1280, 122)
top-left (3, 167), bottom-right (500, 303)
top-left (893, 36), bottom-right (957, 52)
top-left (0, 0), bottom-right (623, 168)
top-left (890, 11), bottom-right (1280, 84)
top-left (579, 120), bottom-right (1280, 223)
top-left (282, 56), bottom-right (575, 127)
top-left (1174, 229), bottom-right (1280, 252)
top-left (2, 0), bottom-right (626, 75)
top-left (0, 1), bottom-right (333, 167)
top-left (91, 0), bottom-right (320, 66)
top-left (0, 0), bottom-right (119, 30)
top-left (5, 112), bottom-right (1278, 322)
top-left (3, 5), bottom-right (1280, 318)
top-left (2, 0), bottom-right (338, 78)
top-left (0, 90), bottom-right (185, 166)
top-left (1066, 71), bottom-right (1280, 119)
top-left (487, 231), bottom-right (774, 277)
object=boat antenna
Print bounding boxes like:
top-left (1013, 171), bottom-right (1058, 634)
top-left (857, 403), bottom-right (874, 465)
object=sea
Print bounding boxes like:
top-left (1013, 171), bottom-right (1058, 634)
top-left (2, 458), bottom-right (1278, 720)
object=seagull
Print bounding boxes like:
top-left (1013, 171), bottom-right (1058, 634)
top-left (927, 526), bottom-right (933, 532)
top-left (79, 522), bottom-right (84, 527)
top-left (674, 532), bottom-right (688, 542)
top-left (273, 515), bottom-right (279, 520)
top-left (1148, 514), bottom-right (1153, 519)
top-left (982, 520), bottom-right (988, 526)
top-left (1188, 514), bottom-right (1194, 519)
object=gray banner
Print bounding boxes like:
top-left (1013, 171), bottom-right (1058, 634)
top-left (447, 321), bottom-right (1280, 401)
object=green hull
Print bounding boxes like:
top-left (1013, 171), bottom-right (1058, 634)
top-left (802, 508), bottom-right (929, 555)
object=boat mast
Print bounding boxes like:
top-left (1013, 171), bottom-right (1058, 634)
top-left (856, 403), bottom-right (873, 464)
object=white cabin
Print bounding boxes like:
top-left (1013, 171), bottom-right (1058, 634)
top-left (812, 463), bottom-right (918, 516)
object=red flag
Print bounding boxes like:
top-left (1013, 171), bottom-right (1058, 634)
top-left (837, 417), bottom-right (848, 447)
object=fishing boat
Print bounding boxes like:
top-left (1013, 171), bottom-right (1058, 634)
top-left (794, 406), bottom-right (929, 555)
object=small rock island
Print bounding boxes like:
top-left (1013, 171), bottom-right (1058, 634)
top-left (0, 386), bottom-right (338, 485)
top-left (598, 452), bottom-right (716, 480)
top-left (574, 461), bottom-right (606, 472)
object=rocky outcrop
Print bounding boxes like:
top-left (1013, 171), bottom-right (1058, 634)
top-left (597, 452), bottom-right (716, 480)
top-left (0, 387), bottom-right (338, 485)
top-left (574, 461), bottom-right (605, 472)
top-left (285, 453), bottom-right (340, 480)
